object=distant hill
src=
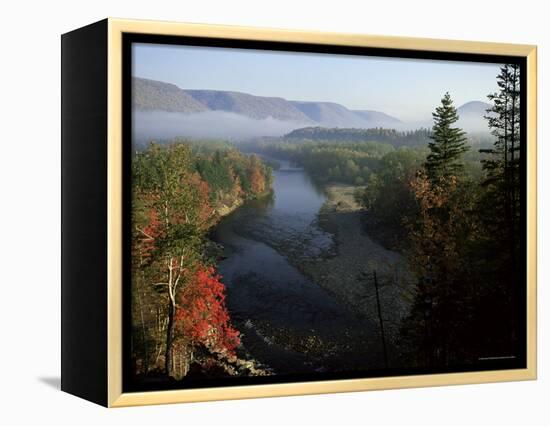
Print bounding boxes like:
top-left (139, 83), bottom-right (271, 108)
top-left (456, 101), bottom-right (493, 133)
top-left (132, 77), bottom-right (491, 139)
top-left (457, 100), bottom-right (492, 116)
top-left (185, 90), bottom-right (313, 123)
top-left (352, 110), bottom-right (402, 127)
top-left (133, 77), bottom-right (208, 113)
top-left (401, 101), bottom-right (493, 134)
top-left (290, 101), bottom-right (368, 128)
top-left (134, 78), bottom-right (312, 123)
top-left (132, 77), bottom-right (402, 129)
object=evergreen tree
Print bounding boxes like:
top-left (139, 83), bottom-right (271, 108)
top-left (480, 64), bottom-right (521, 240)
top-left (425, 92), bottom-right (469, 184)
top-left (475, 64), bottom-right (522, 354)
top-left (401, 94), bottom-right (473, 367)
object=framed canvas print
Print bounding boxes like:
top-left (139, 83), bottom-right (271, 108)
top-left (61, 18), bottom-right (537, 407)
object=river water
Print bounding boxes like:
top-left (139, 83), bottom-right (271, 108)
top-left (213, 160), bottom-right (385, 375)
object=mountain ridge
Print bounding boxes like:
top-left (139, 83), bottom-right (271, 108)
top-left (133, 77), bottom-right (208, 113)
top-left (132, 77), bottom-right (491, 135)
top-left (132, 77), bottom-right (402, 128)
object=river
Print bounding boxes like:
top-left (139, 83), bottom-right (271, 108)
top-left (213, 159), bottom-right (387, 375)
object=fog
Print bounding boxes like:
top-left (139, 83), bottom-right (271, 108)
top-left (394, 117), bottom-right (491, 134)
top-left (133, 110), bottom-right (309, 145)
top-left (132, 109), bottom-right (491, 148)
top-left (456, 116), bottom-right (492, 134)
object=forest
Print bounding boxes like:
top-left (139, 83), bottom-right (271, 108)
top-left (285, 127), bottom-right (433, 146)
top-left (243, 64), bottom-right (523, 368)
top-left (130, 63), bottom-right (523, 383)
top-left (394, 65), bottom-right (522, 367)
top-left (131, 143), bottom-right (272, 380)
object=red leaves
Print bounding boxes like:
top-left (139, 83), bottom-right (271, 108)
top-left (135, 208), bottom-right (163, 262)
top-left (134, 170), bottom-right (215, 265)
top-left (175, 265), bottom-right (240, 356)
top-left (131, 144), bottom-right (247, 376)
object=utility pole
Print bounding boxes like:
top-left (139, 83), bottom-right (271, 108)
top-left (373, 270), bottom-right (388, 368)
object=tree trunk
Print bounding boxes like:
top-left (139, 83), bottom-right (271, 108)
top-left (137, 287), bottom-right (149, 373)
top-left (164, 301), bottom-right (175, 377)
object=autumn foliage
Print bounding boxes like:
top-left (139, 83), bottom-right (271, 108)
top-left (187, 172), bottom-right (216, 231)
top-left (131, 142), bottom-right (271, 379)
top-left (248, 155), bottom-right (267, 195)
top-left (135, 207), bottom-right (163, 262)
top-left (176, 266), bottom-right (240, 356)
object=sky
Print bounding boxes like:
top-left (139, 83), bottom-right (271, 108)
top-left (132, 43), bottom-right (503, 122)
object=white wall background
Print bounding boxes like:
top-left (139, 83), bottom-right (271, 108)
top-left (0, 0), bottom-right (546, 423)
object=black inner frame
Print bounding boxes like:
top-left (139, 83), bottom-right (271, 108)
top-left (122, 33), bottom-right (528, 393)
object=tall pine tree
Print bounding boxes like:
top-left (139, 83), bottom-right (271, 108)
top-left (481, 64), bottom-right (521, 240)
top-left (475, 64), bottom-right (521, 354)
top-left (402, 93), bottom-right (472, 367)
top-left (425, 92), bottom-right (469, 184)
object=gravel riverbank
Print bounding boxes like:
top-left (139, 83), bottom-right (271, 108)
top-left (298, 184), bottom-right (414, 347)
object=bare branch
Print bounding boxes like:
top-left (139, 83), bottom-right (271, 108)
top-left (136, 226), bottom-right (154, 240)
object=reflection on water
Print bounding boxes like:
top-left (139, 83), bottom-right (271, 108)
top-left (213, 159), bottom-right (384, 374)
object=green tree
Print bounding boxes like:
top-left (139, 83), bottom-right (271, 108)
top-left (474, 64), bottom-right (522, 354)
top-left (481, 64), bottom-right (521, 252)
top-left (344, 159), bottom-right (360, 179)
top-left (131, 141), bottom-right (275, 380)
top-left (357, 147), bottom-right (425, 248)
top-left (425, 92), bottom-right (469, 184)
top-left (402, 172), bottom-right (479, 367)
top-left (401, 95), bottom-right (475, 367)
top-left (133, 143), bottom-right (212, 378)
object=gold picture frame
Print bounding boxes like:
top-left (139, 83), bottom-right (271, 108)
top-left (62, 18), bottom-right (537, 407)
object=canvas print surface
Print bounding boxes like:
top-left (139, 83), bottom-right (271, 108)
top-left (128, 41), bottom-right (525, 390)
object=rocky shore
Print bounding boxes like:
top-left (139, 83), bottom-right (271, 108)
top-left (299, 184), bottom-right (414, 346)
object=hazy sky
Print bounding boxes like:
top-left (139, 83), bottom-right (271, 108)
top-left (133, 43), bottom-right (503, 122)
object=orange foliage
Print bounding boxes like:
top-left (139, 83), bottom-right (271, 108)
top-left (249, 163), bottom-right (266, 195)
top-left (229, 166), bottom-right (243, 197)
top-left (134, 206), bottom-right (164, 264)
top-left (188, 172), bottom-right (215, 230)
top-left (408, 172), bottom-right (460, 273)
